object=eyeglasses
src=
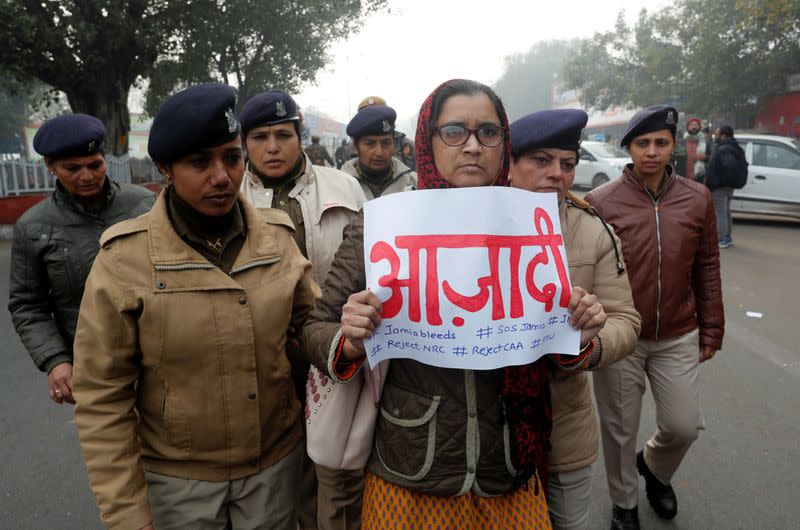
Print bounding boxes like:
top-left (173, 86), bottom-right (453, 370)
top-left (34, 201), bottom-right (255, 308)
top-left (435, 124), bottom-right (505, 148)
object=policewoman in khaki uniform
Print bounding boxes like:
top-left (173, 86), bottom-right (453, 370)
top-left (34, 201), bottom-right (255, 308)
top-left (508, 109), bottom-right (641, 530)
top-left (72, 83), bottom-right (319, 530)
top-left (238, 90), bottom-right (366, 530)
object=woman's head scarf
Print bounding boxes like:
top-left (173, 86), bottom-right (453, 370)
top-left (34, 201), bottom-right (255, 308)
top-left (413, 79), bottom-right (551, 492)
top-left (414, 79), bottom-right (511, 190)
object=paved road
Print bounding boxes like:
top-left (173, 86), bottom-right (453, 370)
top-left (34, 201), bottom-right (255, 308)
top-left (1, 216), bottom-right (799, 529)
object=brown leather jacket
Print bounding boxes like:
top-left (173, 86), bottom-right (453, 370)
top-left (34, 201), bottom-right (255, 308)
top-left (585, 165), bottom-right (724, 349)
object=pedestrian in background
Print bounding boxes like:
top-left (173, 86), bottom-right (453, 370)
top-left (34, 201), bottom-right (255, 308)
top-left (302, 79), bottom-right (607, 530)
top-left (339, 104), bottom-right (416, 198)
top-left (509, 108), bottom-right (641, 530)
top-left (305, 135), bottom-right (335, 166)
top-left (586, 105), bottom-right (724, 530)
top-left (8, 113), bottom-right (154, 406)
top-left (238, 89), bottom-right (367, 530)
top-left (72, 83), bottom-right (319, 530)
top-left (707, 125), bottom-right (748, 248)
top-left (335, 139), bottom-right (348, 169)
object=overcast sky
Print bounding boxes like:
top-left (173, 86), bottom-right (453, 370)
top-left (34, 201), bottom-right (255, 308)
top-left (294, 0), bottom-right (669, 133)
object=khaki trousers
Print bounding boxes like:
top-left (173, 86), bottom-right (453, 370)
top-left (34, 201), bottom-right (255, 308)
top-left (315, 465), bottom-right (365, 530)
top-left (145, 443), bottom-right (303, 530)
top-left (593, 329), bottom-right (705, 509)
top-left (298, 451), bottom-right (319, 530)
top-left (547, 465), bottom-right (593, 530)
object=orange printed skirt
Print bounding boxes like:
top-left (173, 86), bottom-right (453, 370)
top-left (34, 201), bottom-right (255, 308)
top-left (361, 471), bottom-right (552, 530)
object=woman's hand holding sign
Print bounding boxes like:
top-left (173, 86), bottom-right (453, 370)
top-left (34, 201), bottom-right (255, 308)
top-left (341, 290), bottom-right (383, 360)
top-left (568, 286), bottom-right (606, 349)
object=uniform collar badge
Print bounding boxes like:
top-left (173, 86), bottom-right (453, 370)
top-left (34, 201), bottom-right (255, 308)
top-left (276, 101), bottom-right (287, 117)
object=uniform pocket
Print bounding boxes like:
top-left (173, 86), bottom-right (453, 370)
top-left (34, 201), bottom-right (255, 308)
top-left (35, 236), bottom-right (76, 296)
top-left (375, 384), bottom-right (440, 481)
top-left (160, 382), bottom-right (191, 452)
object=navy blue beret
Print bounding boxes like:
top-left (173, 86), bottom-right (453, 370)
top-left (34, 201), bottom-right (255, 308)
top-left (148, 83), bottom-right (240, 164)
top-left (346, 105), bottom-right (396, 139)
top-left (33, 114), bottom-right (105, 158)
top-left (510, 109), bottom-right (588, 156)
top-left (239, 90), bottom-right (300, 136)
top-left (620, 105), bottom-right (678, 147)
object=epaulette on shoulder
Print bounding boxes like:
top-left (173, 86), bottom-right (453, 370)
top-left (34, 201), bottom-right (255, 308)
top-left (566, 191), bottom-right (625, 275)
top-left (257, 208), bottom-right (296, 232)
top-left (565, 192), bottom-right (598, 216)
top-left (100, 217), bottom-right (147, 247)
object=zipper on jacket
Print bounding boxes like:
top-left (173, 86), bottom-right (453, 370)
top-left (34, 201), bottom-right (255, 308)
top-left (154, 257), bottom-right (279, 275)
top-left (640, 173), bottom-right (666, 341)
top-left (154, 263), bottom-right (216, 272)
top-left (653, 201), bottom-right (663, 340)
top-left (230, 257), bottom-right (280, 275)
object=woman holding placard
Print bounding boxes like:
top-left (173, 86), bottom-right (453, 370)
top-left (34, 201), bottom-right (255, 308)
top-left (301, 79), bottom-right (607, 529)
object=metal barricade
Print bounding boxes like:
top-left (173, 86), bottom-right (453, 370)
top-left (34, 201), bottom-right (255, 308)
top-left (0, 155), bottom-right (162, 197)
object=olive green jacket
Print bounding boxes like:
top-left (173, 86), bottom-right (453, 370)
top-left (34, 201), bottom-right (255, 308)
top-left (301, 213), bottom-right (520, 498)
top-left (340, 157), bottom-right (417, 199)
top-left (8, 180), bottom-right (155, 372)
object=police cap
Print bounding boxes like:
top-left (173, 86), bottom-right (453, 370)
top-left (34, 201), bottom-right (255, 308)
top-left (510, 109), bottom-right (588, 156)
top-left (238, 90), bottom-right (300, 137)
top-left (620, 105), bottom-right (678, 147)
top-left (148, 83), bottom-right (240, 164)
top-left (357, 96), bottom-right (387, 111)
top-left (346, 105), bottom-right (396, 139)
top-left (33, 114), bottom-right (106, 159)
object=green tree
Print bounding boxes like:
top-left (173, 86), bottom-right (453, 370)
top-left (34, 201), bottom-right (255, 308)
top-left (561, 0), bottom-right (800, 117)
top-left (0, 83), bottom-right (26, 154)
top-left (0, 1), bottom-right (387, 155)
top-left (493, 40), bottom-right (577, 121)
top-left (0, 1), bottom-right (179, 155)
top-left (144, 0), bottom-right (388, 115)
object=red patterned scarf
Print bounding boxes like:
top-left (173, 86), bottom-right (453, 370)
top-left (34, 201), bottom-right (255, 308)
top-left (414, 80), bottom-right (551, 492)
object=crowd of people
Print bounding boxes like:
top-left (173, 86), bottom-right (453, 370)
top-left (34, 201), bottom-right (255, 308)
top-left (9, 78), bottom-right (725, 530)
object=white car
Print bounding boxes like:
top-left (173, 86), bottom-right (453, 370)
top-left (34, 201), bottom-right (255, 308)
top-left (731, 134), bottom-right (800, 218)
top-left (574, 141), bottom-right (631, 189)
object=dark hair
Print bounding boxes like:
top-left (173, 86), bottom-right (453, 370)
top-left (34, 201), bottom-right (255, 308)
top-left (719, 125), bottom-right (734, 138)
top-left (428, 79), bottom-right (507, 139)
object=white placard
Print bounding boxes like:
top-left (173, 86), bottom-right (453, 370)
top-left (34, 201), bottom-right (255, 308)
top-left (363, 187), bottom-right (580, 370)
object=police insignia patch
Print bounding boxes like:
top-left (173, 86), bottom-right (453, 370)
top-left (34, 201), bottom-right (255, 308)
top-left (225, 108), bottom-right (238, 133)
top-left (276, 101), bottom-right (287, 117)
top-left (666, 111), bottom-right (677, 125)
top-left (382, 120), bottom-right (391, 132)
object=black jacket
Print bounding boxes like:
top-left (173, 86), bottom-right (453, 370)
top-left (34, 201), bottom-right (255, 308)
top-left (8, 180), bottom-right (155, 372)
top-left (707, 137), bottom-right (746, 190)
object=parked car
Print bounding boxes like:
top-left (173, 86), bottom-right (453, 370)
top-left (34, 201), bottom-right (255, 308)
top-left (574, 141), bottom-right (631, 189)
top-left (731, 134), bottom-right (800, 218)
